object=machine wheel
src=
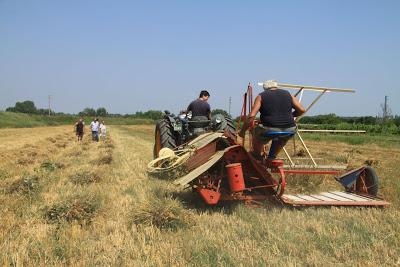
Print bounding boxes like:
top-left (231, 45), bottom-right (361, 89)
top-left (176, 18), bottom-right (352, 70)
top-left (153, 120), bottom-right (177, 159)
top-left (356, 166), bottom-right (379, 196)
top-left (225, 117), bottom-right (237, 140)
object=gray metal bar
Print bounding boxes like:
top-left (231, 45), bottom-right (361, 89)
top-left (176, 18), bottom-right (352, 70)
top-left (294, 88), bottom-right (304, 97)
top-left (296, 90), bottom-right (327, 123)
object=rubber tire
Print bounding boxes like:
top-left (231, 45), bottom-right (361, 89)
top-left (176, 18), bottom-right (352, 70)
top-left (153, 119), bottom-right (177, 159)
top-left (225, 117), bottom-right (237, 140)
top-left (357, 166), bottom-right (379, 196)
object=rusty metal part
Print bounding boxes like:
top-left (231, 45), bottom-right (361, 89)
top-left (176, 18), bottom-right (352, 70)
top-left (170, 114), bottom-right (389, 207)
top-left (185, 141), bottom-right (217, 170)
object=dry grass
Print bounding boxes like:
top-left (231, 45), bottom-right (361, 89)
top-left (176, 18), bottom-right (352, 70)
top-left (131, 196), bottom-right (194, 231)
top-left (5, 175), bottom-right (40, 195)
top-left (40, 161), bottom-right (65, 172)
top-left (93, 153), bottom-right (113, 165)
top-left (69, 170), bottom-right (101, 185)
top-left (0, 124), bottom-right (399, 266)
top-left (44, 193), bottom-right (101, 224)
top-left (0, 126), bottom-right (68, 150)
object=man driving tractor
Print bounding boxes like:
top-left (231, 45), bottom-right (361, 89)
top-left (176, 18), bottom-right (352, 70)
top-left (239, 80), bottom-right (305, 161)
top-left (187, 90), bottom-right (211, 120)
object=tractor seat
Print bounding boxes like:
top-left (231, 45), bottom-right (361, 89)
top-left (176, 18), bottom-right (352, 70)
top-left (189, 116), bottom-right (210, 128)
top-left (264, 131), bottom-right (295, 138)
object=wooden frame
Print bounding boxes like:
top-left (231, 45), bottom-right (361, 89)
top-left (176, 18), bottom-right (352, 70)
top-left (257, 81), bottom-right (356, 169)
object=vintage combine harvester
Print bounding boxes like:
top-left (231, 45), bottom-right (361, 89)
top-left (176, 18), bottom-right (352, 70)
top-left (148, 81), bottom-right (390, 208)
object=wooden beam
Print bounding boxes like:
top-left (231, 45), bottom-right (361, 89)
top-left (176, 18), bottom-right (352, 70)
top-left (298, 129), bottom-right (366, 134)
top-left (277, 82), bottom-right (355, 93)
top-left (257, 82), bottom-right (355, 93)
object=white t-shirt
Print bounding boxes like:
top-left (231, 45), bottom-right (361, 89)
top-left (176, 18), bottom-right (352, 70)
top-left (100, 123), bottom-right (106, 133)
top-left (90, 121), bottom-right (100, 132)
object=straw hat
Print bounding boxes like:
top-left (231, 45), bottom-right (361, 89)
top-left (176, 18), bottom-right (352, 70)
top-left (262, 80), bottom-right (278, 90)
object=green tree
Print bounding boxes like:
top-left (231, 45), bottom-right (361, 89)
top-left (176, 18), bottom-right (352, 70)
top-left (301, 114), bottom-right (342, 124)
top-left (394, 115), bottom-right (400, 127)
top-left (96, 107), bottom-right (108, 117)
top-left (142, 110), bottom-right (163, 120)
top-left (6, 100), bottom-right (37, 114)
top-left (211, 108), bottom-right (230, 118)
top-left (37, 108), bottom-right (55, 115)
top-left (132, 110), bottom-right (163, 120)
top-left (79, 108), bottom-right (96, 117)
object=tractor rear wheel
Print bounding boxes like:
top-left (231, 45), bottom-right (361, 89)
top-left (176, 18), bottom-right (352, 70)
top-left (225, 117), bottom-right (237, 140)
top-left (356, 166), bottom-right (379, 196)
top-left (153, 120), bottom-right (177, 159)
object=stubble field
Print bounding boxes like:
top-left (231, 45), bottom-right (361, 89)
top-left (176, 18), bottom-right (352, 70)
top-left (0, 125), bottom-right (399, 266)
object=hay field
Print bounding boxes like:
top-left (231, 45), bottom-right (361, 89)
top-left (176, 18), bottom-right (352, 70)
top-left (0, 125), bottom-right (399, 266)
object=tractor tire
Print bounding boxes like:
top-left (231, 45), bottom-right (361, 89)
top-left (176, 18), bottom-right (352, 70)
top-left (225, 117), bottom-right (237, 140)
top-left (153, 120), bottom-right (177, 159)
top-left (356, 166), bottom-right (379, 196)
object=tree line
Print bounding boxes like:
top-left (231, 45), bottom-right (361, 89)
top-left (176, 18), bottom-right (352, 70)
top-left (299, 113), bottom-right (400, 127)
top-left (4, 100), bottom-right (165, 120)
top-left (4, 100), bottom-right (400, 132)
top-left (5, 100), bottom-right (55, 115)
top-left (4, 101), bottom-right (231, 121)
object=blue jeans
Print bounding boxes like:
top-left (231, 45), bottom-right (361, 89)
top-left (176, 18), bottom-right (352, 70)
top-left (92, 131), bottom-right (99, 142)
top-left (253, 125), bottom-right (296, 159)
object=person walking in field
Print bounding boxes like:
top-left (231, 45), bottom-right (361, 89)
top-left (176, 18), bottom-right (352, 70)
top-left (90, 118), bottom-right (100, 142)
top-left (75, 118), bottom-right (85, 141)
top-left (99, 120), bottom-right (107, 139)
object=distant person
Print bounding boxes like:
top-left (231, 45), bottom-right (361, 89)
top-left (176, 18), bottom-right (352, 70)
top-left (75, 118), bottom-right (85, 141)
top-left (90, 118), bottom-right (100, 142)
top-left (239, 80), bottom-right (305, 161)
top-left (187, 90), bottom-right (211, 120)
top-left (99, 120), bottom-right (107, 139)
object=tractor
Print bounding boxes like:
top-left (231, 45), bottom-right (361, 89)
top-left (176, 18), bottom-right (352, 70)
top-left (153, 110), bottom-right (236, 158)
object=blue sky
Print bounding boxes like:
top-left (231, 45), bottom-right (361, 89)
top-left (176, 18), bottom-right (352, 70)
top-left (0, 0), bottom-right (399, 116)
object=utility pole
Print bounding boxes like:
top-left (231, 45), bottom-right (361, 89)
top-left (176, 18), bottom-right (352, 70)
top-left (381, 95), bottom-right (392, 123)
top-left (228, 96), bottom-right (232, 115)
top-left (48, 95), bottom-right (51, 116)
top-left (384, 95), bottom-right (388, 120)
